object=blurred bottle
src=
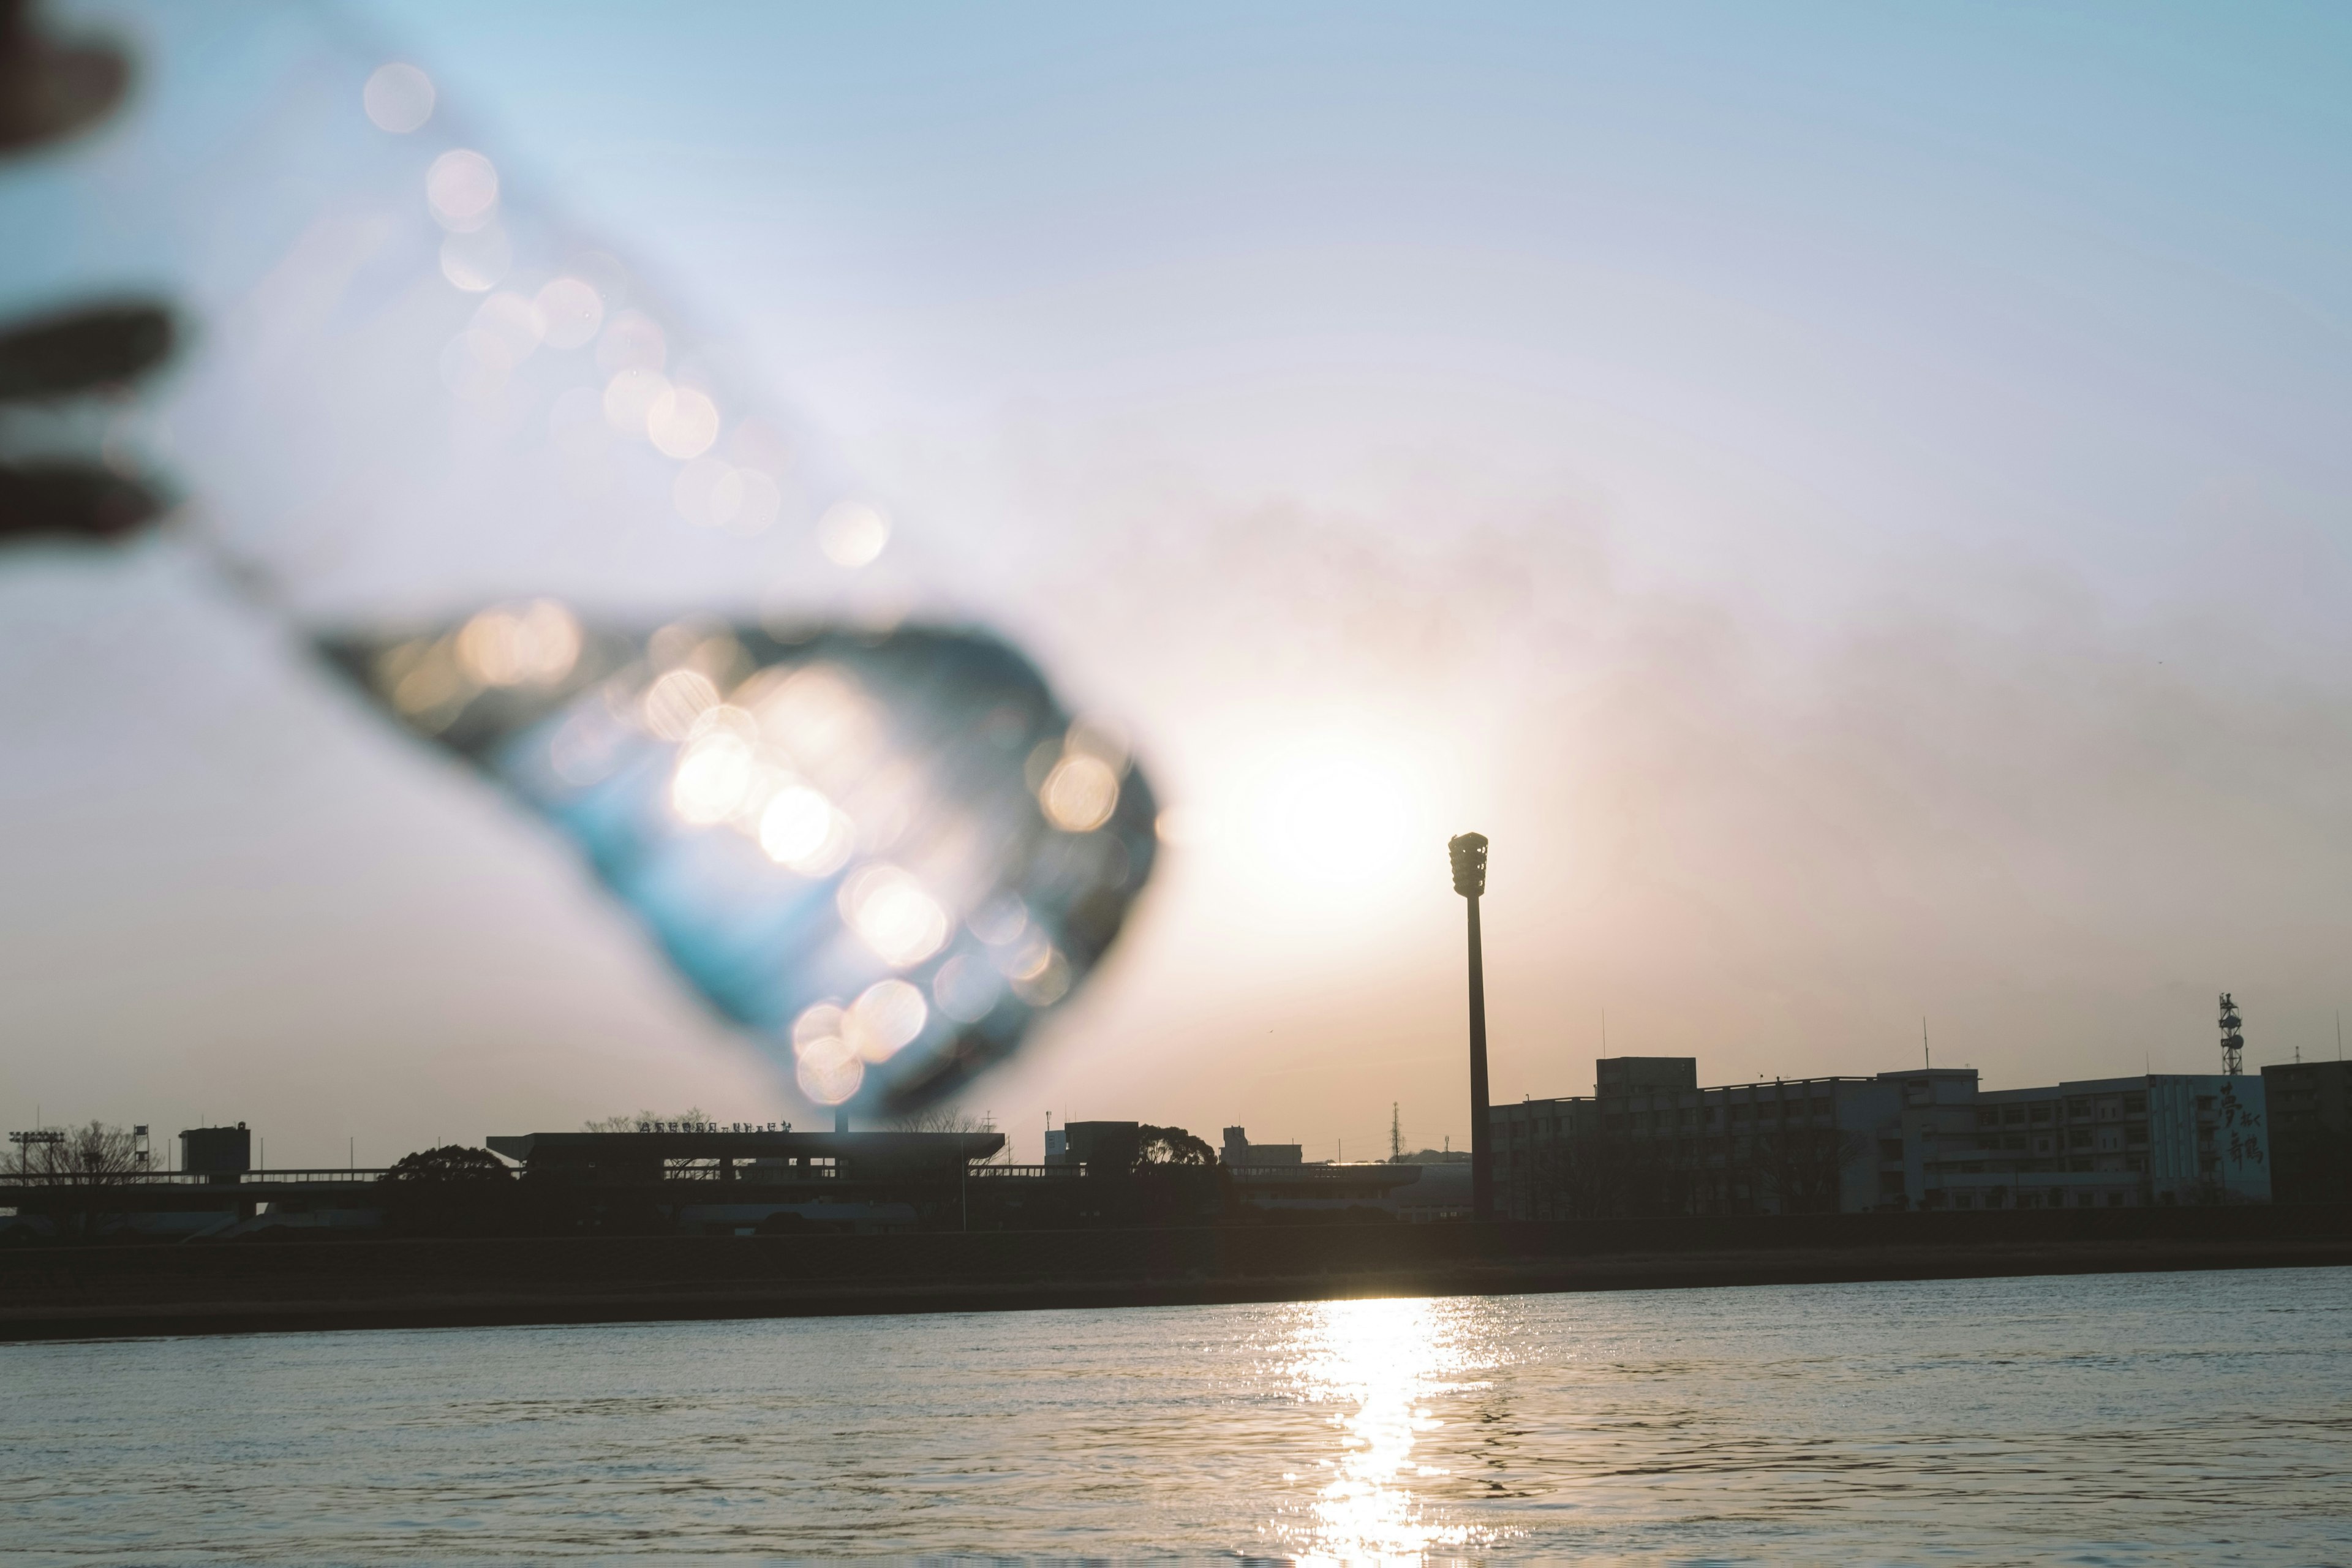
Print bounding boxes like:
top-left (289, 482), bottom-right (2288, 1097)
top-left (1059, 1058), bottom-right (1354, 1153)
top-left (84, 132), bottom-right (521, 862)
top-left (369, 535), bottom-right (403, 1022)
top-left (0, 1), bottom-right (1156, 1113)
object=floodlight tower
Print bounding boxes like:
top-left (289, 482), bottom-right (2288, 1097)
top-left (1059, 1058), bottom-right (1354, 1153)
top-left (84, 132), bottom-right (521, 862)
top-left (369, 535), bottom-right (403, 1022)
top-left (2218, 993), bottom-right (2244, 1077)
top-left (1449, 832), bottom-right (1494, 1221)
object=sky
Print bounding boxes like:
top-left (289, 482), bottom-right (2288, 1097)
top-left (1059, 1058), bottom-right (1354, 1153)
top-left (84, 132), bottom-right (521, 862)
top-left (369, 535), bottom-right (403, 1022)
top-left (3, 2), bottom-right (2350, 1164)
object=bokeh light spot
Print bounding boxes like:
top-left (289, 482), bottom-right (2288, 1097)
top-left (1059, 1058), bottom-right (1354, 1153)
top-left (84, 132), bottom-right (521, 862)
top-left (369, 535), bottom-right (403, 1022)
top-left (456, 601), bottom-right (580, 687)
top-left (595, 309), bottom-right (665, 374)
top-left (846, 978), bottom-right (928, 1061)
top-left (794, 1034), bottom-right (864, 1105)
top-left (533, 276), bottom-right (604, 350)
top-left (1041, 753), bottom-right (1120, 832)
top-left (932, 954), bottom-right (1005, 1023)
top-left (757, 785), bottom-right (850, 873)
top-left (840, 864), bottom-right (949, 968)
top-left (439, 225), bottom-right (511, 292)
top-left (362, 63), bottom-right (435, 134)
top-left (673, 456), bottom-right (745, 529)
top-left (425, 148), bottom-right (499, 232)
top-left (647, 384), bottom-right (721, 459)
top-left (670, 733), bottom-right (758, 825)
top-left (1010, 948), bottom-right (1071, 1007)
top-left (817, 500), bottom-right (889, 567)
top-left (603, 368), bottom-right (669, 435)
top-left (643, 668), bottom-right (719, 741)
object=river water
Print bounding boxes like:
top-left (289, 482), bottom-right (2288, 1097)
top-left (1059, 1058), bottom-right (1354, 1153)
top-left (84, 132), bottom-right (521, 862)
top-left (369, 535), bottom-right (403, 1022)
top-left (2, 1267), bottom-right (2346, 1563)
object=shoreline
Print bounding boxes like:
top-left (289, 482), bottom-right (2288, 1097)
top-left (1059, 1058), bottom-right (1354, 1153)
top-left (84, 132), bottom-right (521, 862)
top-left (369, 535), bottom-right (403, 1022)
top-left (4, 1224), bottom-right (2346, 1342)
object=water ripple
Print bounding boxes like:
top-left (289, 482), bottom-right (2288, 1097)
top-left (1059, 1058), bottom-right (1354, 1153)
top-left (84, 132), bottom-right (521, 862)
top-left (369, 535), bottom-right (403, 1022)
top-left (1, 1267), bottom-right (2348, 1562)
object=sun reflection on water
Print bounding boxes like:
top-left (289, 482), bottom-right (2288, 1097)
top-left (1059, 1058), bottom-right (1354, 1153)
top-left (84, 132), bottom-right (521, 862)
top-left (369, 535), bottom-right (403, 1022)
top-left (1274, 1297), bottom-right (1484, 1565)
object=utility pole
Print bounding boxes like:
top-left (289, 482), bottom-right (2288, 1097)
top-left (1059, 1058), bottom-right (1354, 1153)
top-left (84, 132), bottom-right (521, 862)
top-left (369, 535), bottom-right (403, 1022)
top-left (1449, 832), bottom-right (1493, 1221)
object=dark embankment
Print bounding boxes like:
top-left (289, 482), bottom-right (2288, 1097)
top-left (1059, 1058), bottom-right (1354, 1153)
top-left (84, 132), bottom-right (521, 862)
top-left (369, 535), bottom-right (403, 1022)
top-left (4, 1206), bottom-right (2348, 1341)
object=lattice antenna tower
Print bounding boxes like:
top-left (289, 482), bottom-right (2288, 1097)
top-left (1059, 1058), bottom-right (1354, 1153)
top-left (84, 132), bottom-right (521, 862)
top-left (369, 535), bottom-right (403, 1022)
top-left (2218, 992), bottom-right (2244, 1077)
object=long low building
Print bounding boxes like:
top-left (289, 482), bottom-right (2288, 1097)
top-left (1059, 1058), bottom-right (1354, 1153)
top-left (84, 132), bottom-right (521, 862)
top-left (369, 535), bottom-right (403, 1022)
top-left (484, 1127), bottom-right (1004, 1183)
top-left (1491, 1056), bottom-right (2271, 1218)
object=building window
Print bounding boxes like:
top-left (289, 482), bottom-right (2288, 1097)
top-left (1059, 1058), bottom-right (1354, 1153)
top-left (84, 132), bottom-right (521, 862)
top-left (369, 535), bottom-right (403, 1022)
top-left (2030, 1105), bottom-right (2052, 1125)
top-left (2123, 1093), bottom-right (2147, 1114)
top-left (2003, 1106), bottom-right (2027, 1125)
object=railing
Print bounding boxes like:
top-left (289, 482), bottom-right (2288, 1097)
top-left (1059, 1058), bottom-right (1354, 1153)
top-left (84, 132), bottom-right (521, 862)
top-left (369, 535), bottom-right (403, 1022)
top-left (1223, 1163), bottom-right (1420, 1182)
top-left (0, 1169), bottom-right (390, 1188)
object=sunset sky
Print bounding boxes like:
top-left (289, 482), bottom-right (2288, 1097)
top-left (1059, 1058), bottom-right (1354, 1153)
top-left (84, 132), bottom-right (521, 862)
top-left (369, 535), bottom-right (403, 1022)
top-left (4, 2), bottom-right (2350, 1164)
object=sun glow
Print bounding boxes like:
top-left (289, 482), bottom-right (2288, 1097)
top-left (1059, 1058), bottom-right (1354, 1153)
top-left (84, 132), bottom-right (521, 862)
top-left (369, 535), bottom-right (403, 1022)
top-left (1227, 728), bottom-right (1439, 913)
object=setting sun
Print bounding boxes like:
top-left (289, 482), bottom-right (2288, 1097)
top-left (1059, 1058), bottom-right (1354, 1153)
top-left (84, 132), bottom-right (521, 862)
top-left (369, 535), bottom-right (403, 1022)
top-left (1197, 724), bottom-right (1449, 918)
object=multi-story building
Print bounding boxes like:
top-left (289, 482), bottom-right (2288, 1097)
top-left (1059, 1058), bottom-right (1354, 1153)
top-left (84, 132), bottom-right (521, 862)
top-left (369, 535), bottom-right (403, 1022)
top-left (1492, 1056), bottom-right (2270, 1217)
top-left (1219, 1127), bottom-right (1302, 1166)
top-left (2261, 1059), bottom-right (2351, 1204)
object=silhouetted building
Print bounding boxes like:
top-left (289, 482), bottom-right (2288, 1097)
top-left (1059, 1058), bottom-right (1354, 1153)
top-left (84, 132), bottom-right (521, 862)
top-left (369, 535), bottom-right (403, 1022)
top-left (2262, 1060), bottom-right (2352, 1204)
top-left (1060, 1121), bottom-right (1140, 1171)
top-left (1493, 1058), bottom-right (2271, 1217)
top-left (178, 1123), bottom-right (249, 1178)
top-left (1595, 1057), bottom-right (1699, 1096)
top-left (1220, 1126), bottom-right (1302, 1166)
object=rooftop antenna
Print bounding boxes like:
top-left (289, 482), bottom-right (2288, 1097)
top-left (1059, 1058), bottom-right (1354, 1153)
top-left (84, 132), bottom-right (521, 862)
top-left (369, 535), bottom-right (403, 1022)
top-left (1390, 1102), bottom-right (1402, 1161)
top-left (1923, 1017), bottom-right (1931, 1071)
top-left (2218, 993), bottom-right (2244, 1077)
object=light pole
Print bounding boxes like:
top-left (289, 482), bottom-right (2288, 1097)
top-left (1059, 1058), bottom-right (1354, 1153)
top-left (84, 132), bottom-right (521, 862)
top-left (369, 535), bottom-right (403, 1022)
top-left (1449, 832), bottom-right (1493, 1221)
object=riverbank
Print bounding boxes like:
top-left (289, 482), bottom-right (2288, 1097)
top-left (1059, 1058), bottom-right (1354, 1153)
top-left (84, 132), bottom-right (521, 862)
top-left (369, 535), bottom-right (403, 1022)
top-left (5, 1208), bottom-right (2346, 1341)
